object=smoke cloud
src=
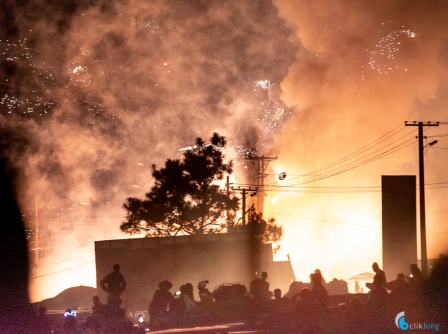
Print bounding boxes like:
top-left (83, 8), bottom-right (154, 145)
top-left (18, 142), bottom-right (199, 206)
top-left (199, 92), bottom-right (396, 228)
top-left (271, 0), bottom-right (448, 284)
top-left (1, 0), bottom-right (298, 301)
top-left (2, 0), bottom-right (448, 300)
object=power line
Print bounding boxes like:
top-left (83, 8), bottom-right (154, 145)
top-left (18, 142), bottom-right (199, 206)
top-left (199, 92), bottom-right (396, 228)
top-left (39, 222), bottom-right (114, 225)
top-left (29, 261), bottom-right (94, 279)
top-left (270, 212), bottom-right (380, 228)
top-left (298, 135), bottom-right (416, 183)
top-left (277, 138), bottom-right (417, 186)
top-left (287, 123), bottom-right (406, 181)
top-left (426, 134), bottom-right (448, 138)
top-left (279, 124), bottom-right (413, 186)
top-left (264, 188), bottom-right (381, 193)
top-left (230, 181), bottom-right (448, 194)
top-left (270, 122), bottom-right (442, 188)
top-left (30, 254), bottom-right (94, 268)
top-left (30, 290), bottom-right (66, 297)
top-left (426, 230), bottom-right (448, 234)
top-left (39, 218), bottom-right (114, 222)
top-left (270, 130), bottom-right (418, 187)
top-left (232, 184), bottom-right (382, 189)
top-left (270, 212), bottom-right (448, 234)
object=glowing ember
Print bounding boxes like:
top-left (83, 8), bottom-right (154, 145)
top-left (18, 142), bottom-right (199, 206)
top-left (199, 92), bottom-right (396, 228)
top-left (73, 65), bottom-right (88, 74)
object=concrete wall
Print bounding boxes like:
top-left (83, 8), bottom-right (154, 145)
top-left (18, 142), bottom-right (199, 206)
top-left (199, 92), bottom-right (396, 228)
top-left (95, 233), bottom-right (274, 310)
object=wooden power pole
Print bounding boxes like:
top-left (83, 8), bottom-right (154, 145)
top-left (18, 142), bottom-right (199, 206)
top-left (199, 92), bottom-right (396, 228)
top-left (405, 121), bottom-right (439, 276)
top-left (244, 156), bottom-right (277, 214)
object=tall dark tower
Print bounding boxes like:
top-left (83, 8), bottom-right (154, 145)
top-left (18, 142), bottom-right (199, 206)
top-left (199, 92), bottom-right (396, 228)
top-left (382, 175), bottom-right (417, 279)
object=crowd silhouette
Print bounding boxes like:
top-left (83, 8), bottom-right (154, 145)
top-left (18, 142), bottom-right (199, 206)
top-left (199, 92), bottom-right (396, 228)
top-left (2, 155), bottom-right (445, 333)
top-left (22, 256), bottom-right (448, 333)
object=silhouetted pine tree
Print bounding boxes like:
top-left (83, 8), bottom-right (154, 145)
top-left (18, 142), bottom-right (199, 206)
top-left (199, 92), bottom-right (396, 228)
top-left (121, 133), bottom-right (239, 236)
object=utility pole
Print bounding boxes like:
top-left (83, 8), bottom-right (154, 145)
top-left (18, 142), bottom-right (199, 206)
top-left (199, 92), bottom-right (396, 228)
top-left (231, 186), bottom-right (257, 226)
top-left (35, 194), bottom-right (39, 265)
top-left (244, 156), bottom-right (277, 214)
top-left (405, 121), bottom-right (439, 276)
top-left (225, 176), bottom-right (232, 226)
top-left (231, 185), bottom-right (258, 278)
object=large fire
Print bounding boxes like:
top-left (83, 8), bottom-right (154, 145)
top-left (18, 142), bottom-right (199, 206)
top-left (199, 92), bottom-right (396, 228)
top-left (1, 0), bottom-right (447, 303)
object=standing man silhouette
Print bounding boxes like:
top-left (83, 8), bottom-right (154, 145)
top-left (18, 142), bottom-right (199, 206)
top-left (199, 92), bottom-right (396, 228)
top-left (366, 262), bottom-right (387, 291)
top-left (250, 271), bottom-right (270, 301)
top-left (100, 264), bottom-right (126, 304)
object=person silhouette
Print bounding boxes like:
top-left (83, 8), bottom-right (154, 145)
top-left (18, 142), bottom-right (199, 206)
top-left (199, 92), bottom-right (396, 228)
top-left (408, 263), bottom-right (425, 304)
top-left (365, 262), bottom-right (388, 309)
top-left (62, 309), bottom-right (83, 334)
top-left (355, 281), bottom-right (360, 293)
top-left (409, 263), bottom-right (424, 289)
top-left (198, 280), bottom-right (214, 306)
top-left (86, 295), bottom-right (105, 332)
top-left (100, 264), bottom-right (126, 303)
top-left (34, 306), bottom-right (52, 334)
top-left (387, 273), bottom-right (409, 308)
top-left (310, 272), bottom-right (328, 311)
top-left (148, 280), bottom-right (174, 324)
top-left (250, 271), bottom-right (270, 301)
top-left (310, 269), bottom-right (326, 290)
top-left (366, 262), bottom-right (387, 291)
top-left (273, 288), bottom-right (282, 300)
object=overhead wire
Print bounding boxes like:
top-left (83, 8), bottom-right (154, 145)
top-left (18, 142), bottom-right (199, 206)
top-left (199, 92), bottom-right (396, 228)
top-left (289, 123), bottom-right (404, 178)
top-left (231, 181), bottom-right (448, 194)
top-left (261, 122), bottom-right (443, 187)
top-left (270, 212), bottom-right (448, 234)
top-left (270, 211), bottom-right (380, 228)
top-left (270, 138), bottom-right (417, 186)
top-left (289, 136), bottom-right (417, 186)
top-left (277, 123), bottom-right (410, 186)
top-left (231, 120), bottom-right (447, 192)
top-left (250, 135), bottom-right (417, 187)
top-left (426, 133), bottom-right (448, 138)
top-left (30, 254), bottom-right (95, 268)
top-left (271, 122), bottom-right (445, 187)
top-left (29, 261), bottom-right (95, 279)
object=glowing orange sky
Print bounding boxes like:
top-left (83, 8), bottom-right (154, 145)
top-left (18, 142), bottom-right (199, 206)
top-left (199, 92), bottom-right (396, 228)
top-left (2, 0), bottom-right (447, 302)
top-left (268, 0), bottom-right (448, 284)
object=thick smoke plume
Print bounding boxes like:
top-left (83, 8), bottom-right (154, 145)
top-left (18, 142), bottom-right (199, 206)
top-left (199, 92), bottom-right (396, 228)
top-left (271, 0), bottom-right (448, 285)
top-left (0, 0), bottom-right (298, 301)
top-left (3, 0), bottom-right (448, 301)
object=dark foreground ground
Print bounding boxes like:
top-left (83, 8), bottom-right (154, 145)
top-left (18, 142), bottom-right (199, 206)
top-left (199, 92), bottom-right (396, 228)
top-left (35, 292), bottom-right (447, 334)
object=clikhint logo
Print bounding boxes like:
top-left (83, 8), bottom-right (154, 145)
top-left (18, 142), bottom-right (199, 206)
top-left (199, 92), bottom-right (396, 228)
top-left (395, 311), bottom-right (440, 331)
top-left (396, 311), bottom-right (409, 330)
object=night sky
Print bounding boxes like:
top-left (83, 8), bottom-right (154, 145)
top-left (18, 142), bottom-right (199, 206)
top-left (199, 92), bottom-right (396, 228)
top-left (1, 0), bottom-right (447, 302)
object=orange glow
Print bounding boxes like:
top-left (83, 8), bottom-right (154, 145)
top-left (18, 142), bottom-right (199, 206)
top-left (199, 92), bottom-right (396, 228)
top-left (15, 0), bottom-right (448, 303)
top-left (266, 188), bottom-right (382, 287)
top-left (29, 256), bottom-right (96, 303)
